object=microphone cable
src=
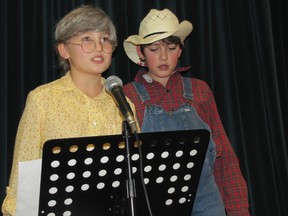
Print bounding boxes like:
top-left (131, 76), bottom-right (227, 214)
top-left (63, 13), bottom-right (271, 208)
top-left (133, 131), bottom-right (154, 216)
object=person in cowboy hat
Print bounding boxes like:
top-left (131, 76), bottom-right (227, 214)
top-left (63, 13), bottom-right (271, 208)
top-left (123, 8), bottom-right (250, 216)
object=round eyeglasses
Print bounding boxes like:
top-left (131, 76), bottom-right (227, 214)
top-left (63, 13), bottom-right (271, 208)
top-left (66, 38), bottom-right (117, 54)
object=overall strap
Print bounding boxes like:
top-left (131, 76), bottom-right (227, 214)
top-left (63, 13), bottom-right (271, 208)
top-left (131, 81), bottom-right (150, 102)
top-left (181, 76), bottom-right (194, 100)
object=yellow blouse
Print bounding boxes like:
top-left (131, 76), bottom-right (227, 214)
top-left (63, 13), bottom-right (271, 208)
top-left (2, 72), bottom-right (138, 216)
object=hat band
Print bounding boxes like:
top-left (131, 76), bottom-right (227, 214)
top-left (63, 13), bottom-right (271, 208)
top-left (143, 31), bottom-right (167, 39)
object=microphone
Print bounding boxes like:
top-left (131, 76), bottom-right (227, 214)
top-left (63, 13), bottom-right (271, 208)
top-left (105, 75), bottom-right (137, 133)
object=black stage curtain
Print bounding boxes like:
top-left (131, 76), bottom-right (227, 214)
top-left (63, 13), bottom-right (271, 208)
top-left (1, 0), bottom-right (287, 215)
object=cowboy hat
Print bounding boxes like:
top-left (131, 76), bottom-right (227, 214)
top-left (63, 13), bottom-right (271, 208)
top-left (123, 8), bottom-right (193, 66)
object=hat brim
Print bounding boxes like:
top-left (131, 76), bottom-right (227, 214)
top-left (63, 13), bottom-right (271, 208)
top-left (124, 20), bottom-right (193, 66)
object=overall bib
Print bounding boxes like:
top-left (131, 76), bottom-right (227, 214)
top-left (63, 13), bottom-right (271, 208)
top-left (132, 77), bottom-right (226, 216)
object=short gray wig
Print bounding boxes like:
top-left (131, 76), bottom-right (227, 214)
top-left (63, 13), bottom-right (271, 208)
top-left (54, 5), bottom-right (117, 72)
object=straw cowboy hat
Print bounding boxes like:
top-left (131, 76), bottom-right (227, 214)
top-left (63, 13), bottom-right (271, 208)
top-left (123, 8), bottom-right (193, 66)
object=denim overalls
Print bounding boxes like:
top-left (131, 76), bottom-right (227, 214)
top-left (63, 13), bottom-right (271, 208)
top-left (132, 77), bottom-right (226, 216)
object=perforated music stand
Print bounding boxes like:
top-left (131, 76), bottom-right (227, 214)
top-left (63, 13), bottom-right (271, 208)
top-left (38, 129), bottom-right (210, 216)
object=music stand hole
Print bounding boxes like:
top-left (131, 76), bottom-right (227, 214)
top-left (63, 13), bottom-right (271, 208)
top-left (159, 164), bottom-right (166, 171)
top-left (118, 141), bottom-right (125, 149)
top-left (103, 143), bottom-right (111, 150)
top-left (64, 198), bottom-right (73, 205)
top-left (114, 168), bottom-right (122, 175)
top-left (190, 149), bottom-right (197, 156)
top-left (175, 150), bottom-right (183, 157)
top-left (51, 160), bottom-right (60, 168)
top-left (164, 139), bottom-right (172, 146)
top-left (134, 140), bottom-right (142, 147)
top-left (69, 145), bottom-right (78, 153)
top-left (66, 172), bottom-right (75, 180)
top-left (161, 151), bottom-right (169, 158)
top-left (50, 174), bottom-right (59, 181)
top-left (52, 146), bottom-right (61, 154)
top-left (83, 171), bottom-right (91, 178)
top-left (99, 169), bottom-right (107, 177)
top-left (86, 144), bottom-right (95, 151)
top-left (132, 154), bottom-right (139, 161)
top-left (193, 136), bottom-right (201, 144)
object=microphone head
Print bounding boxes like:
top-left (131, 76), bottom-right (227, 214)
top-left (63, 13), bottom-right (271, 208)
top-left (105, 75), bottom-right (123, 92)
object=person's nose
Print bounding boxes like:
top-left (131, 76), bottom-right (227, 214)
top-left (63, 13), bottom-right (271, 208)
top-left (94, 42), bottom-right (104, 52)
top-left (159, 48), bottom-right (168, 60)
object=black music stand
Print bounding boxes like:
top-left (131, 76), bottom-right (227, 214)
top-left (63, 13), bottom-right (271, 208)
top-left (38, 129), bottom-right (210, 216)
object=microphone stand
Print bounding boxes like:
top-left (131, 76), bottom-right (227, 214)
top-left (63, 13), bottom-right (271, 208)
top-left (122, 121), bottom-right (137, 216)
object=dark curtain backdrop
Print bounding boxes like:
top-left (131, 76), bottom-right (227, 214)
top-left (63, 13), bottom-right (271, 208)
top-left (1, 0), bottom-right (288, 215)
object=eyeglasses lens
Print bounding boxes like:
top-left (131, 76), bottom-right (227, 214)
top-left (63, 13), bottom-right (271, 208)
top-left (82, 40), bottom-right (115, 54)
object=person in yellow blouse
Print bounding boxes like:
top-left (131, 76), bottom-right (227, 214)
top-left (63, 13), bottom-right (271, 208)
top-left (1, 5), bottom-right (138, 216)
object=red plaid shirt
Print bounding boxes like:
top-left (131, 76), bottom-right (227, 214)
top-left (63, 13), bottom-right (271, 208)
top-left (124, 67), bottom-right (250, 215)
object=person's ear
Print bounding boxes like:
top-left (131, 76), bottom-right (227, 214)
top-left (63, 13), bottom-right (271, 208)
top-left (136, 45), bottom-right (145, 61)
top-left (57, 43), bottom-right (69, 59)
top-left (178, 49), bottom-right (183, 58)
